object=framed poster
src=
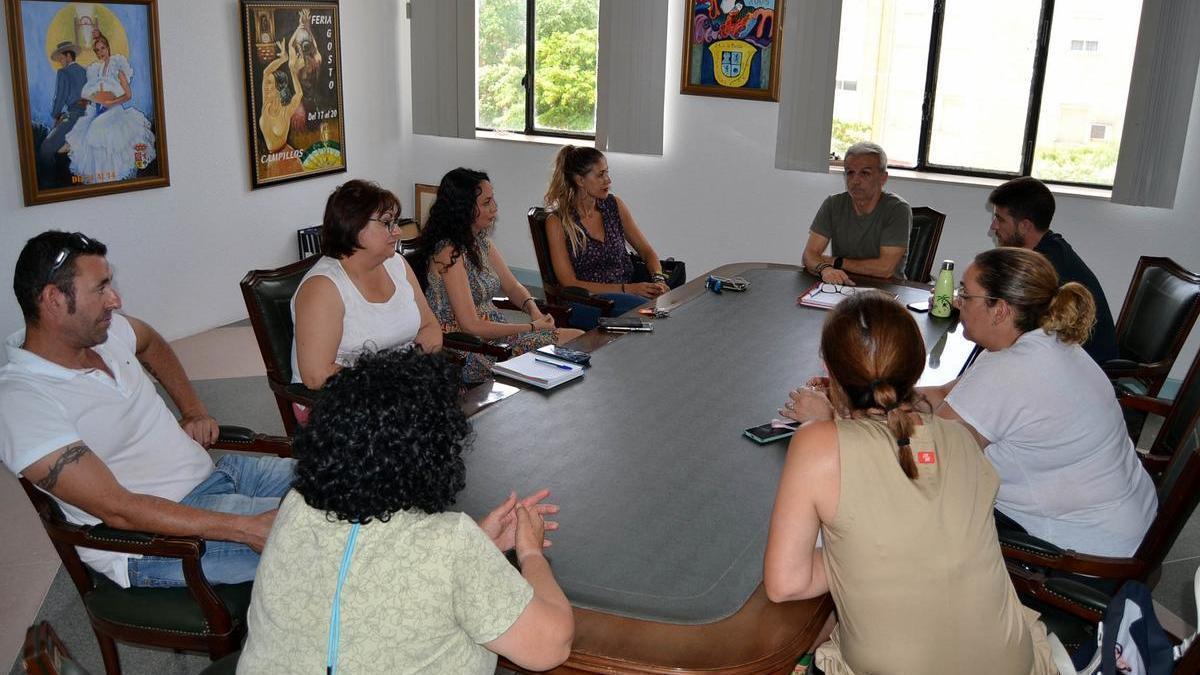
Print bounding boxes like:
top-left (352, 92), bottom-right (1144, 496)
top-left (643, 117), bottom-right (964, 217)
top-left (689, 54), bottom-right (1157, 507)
top-left (4, 0), bottom-right (169, 206)
top-left (680, 0), bottom-right (783, 102)
top-left (414, 182), bottom-right (437, 227)
top-left (239, 0), bottom-right (345, 189)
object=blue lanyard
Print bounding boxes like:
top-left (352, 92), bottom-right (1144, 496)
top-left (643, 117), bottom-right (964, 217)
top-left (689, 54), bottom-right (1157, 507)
top-left (326, 523), bottom-right (361, 675)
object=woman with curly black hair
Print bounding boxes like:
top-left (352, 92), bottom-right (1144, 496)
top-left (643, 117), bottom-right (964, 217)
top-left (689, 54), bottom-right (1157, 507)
top-left (416, 168), bottom-right (583, 382)
top-left (239, 349), bottom-right (574, 673)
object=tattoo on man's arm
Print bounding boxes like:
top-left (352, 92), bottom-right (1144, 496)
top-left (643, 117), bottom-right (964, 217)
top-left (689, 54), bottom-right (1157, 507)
top-left (35, 443), bottom-right (91, 491)
top-left (137, 357), bottom-right (159, 381)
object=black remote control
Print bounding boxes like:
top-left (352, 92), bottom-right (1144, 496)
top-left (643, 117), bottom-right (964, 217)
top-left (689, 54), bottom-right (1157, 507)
top-left (537, 345), bottom-right (591, 367)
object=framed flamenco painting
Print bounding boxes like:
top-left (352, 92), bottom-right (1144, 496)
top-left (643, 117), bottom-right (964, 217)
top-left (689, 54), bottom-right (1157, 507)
top-left (239, 0), bottom-right (346, 189)
top-left (4, 0), bottom-right (170, 206)
top-left (681, 0), bottom-right (784, 102)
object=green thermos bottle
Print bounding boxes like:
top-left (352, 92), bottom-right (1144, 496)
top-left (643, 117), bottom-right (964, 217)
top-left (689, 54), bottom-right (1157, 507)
top-left (931, 260), bottom-right (955, 318)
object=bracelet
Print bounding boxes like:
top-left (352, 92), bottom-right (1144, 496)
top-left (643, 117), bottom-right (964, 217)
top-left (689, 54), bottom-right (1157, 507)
top-left (621, 283), bottom-right (626, 292)
top-left (521, 296), bottom-right (536, 310)
top-left (529, 322), bottom-right (534, 333)
top-left (813, 262), bottom-right (831, 275)
top-left (651, 272), bottom-right (668, 284)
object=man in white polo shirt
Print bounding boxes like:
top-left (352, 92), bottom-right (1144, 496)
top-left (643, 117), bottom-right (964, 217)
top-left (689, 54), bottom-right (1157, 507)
top-left (0, 231), bottom-right (295, 588)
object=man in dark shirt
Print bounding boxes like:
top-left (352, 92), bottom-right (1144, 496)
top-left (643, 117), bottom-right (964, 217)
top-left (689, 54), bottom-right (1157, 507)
top-left (987, 177), bottom-right (1119, 364)
top-left (38, 41), bottom-right (88, 170)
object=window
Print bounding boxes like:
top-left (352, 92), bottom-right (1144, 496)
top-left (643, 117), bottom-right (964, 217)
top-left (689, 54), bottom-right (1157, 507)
top-left (476, 0), bottom-right (599, 138)
top-left (832, 0), bottom-right (1142, 187)
top-left (836, 79), bottom-right (859, 92)
top-left (1090, 123), bottom-right (1109, 140)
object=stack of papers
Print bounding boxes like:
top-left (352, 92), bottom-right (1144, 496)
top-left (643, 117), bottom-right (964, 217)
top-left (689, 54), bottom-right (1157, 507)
top-left (491, 352), bottom-right (585, 389)
top-left (798, 282), bottom-right (894, 310)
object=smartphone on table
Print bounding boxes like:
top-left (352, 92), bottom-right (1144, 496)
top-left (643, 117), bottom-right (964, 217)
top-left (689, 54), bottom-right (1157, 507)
top-left (743, 421), bottom-right (800, 445)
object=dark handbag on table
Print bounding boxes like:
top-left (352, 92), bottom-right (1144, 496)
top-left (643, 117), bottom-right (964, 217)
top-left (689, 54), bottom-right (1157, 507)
top-left (630, 254), bottom-right (686, 289)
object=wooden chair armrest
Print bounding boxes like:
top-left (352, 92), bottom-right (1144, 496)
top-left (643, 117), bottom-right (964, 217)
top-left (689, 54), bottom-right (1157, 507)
top-left (267, 380), bottom-right (320, 410)
top-left (1118, 392), bottom-right (1173, 417)
top-left (1006, 564), bottom-right (1108, 624)
top-left (44, 520), bottom-right (207, 559)
top-left (492, 297), bottom-right (573, 328)
top-left (1103, 360), bottom-right (1171, 380)
top-left (1137, 450), bottom-right (1171, 477)
top-left (1000, 531), bottom-right (1146, 579)
top-left (212, 426), bottom-right (292, 458)
top-left (550, 286), bottom-right (616, 313)
top-left (542, 303), bottom-right (572, 326)
top-left (445, 332), bottom-right (513, 360)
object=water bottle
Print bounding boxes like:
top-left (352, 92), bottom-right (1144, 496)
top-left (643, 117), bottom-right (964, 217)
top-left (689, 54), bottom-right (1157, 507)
top-left (931, 260), bottom-right (955, 318)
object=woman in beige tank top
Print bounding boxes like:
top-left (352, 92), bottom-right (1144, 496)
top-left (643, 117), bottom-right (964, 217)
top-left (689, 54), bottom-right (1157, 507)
top-left (765, 291), bottom-right (1055, 675)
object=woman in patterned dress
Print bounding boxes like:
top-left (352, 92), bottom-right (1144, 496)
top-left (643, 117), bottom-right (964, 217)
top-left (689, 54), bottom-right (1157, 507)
top-left (416, 168), bottom-right (584, 382)
top-left (544, 146), bottom-right (669, 329)
top-left (64, 32), bottom-right (156, 184)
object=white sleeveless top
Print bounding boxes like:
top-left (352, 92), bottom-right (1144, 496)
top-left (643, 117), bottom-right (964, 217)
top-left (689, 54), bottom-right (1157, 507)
top-left (290, 255), bottom-right (422, 383)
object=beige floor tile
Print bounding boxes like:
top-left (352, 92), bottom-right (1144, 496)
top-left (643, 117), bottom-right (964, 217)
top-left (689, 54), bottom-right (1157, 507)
top-left (0, 470), bottom-right (55, 567)
top-left (169, 326), bottom-right (265, 381)
top-left (0, 560), bottom-right (59, 667)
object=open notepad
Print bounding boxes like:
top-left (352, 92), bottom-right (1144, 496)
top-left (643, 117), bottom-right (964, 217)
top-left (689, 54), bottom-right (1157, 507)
top-left (491, 351), bottom-right (585, 389)
top-left (798, 282), bottom-right (896, 310)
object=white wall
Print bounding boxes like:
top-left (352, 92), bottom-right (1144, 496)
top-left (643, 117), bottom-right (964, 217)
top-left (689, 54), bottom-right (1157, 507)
top-left (0, 0), bottom-right (405, 344)
top-left (401, 2), bottom-right (1200, 378)
top-left (2, 1), bottom-right (1197, 373)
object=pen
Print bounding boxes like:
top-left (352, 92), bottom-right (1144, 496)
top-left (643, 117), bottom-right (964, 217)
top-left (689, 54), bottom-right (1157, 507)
top-left (534, 357), bottom-right (573, 370)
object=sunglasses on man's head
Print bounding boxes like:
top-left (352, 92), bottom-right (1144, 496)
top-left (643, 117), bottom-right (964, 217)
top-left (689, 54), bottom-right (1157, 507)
top-left (46, 234), bottom-right (93, 281)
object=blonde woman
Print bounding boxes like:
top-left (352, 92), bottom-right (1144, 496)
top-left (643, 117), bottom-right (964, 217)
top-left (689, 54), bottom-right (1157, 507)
top-left (544, 146), bottom-right (668, 328)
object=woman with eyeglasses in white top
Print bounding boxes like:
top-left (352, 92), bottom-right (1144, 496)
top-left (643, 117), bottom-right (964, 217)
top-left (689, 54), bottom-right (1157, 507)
top-left (920, 247), bottom-right (1156, 560)
top-left (291, 180), bottom-right (442, 391)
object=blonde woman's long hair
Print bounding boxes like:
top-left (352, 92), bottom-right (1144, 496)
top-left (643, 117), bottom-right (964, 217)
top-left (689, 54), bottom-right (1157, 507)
top-left (544, 145), bottom-right (605, 256)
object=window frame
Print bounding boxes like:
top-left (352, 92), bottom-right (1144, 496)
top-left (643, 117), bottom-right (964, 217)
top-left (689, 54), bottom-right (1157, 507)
top-left (475, 0), bottom-right (597, 141)
top-left (897, 0), bottom-right (1121, 190)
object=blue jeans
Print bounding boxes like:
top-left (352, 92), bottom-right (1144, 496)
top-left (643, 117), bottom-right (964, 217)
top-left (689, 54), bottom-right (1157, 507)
top-left (37, 107), bottom-right (84, 166)
top-left (125, 454), bottom-right (295, 588)
top-left (569, 292), bottom-right (647, 330)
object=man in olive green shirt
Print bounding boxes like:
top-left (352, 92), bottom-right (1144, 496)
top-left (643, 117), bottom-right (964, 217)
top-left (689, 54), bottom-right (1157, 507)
top-left (803, 142), bottom-right (912, 282)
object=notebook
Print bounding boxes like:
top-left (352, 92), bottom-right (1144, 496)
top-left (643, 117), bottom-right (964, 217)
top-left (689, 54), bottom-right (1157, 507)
top-left (491, 351), bottom-right (585, 389)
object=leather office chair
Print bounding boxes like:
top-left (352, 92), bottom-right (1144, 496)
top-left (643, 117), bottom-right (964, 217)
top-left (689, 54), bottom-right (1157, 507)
top-left (22, 621), bottom-right (240, 675)
top-left (239, 256), bottom-right (323, 435)
top-left (402, 244), bottom-right (571, 359)
top-left (1103, 256), bottom-right (1200, 397)
top-left (1119, 348), bottom-right (1200, 482)
top-left (526, 206), bottom-right (617, 317)
top-left (904, 206), bottom-right (947, 284)
top-left (19, 427), bottom-right (289, 675)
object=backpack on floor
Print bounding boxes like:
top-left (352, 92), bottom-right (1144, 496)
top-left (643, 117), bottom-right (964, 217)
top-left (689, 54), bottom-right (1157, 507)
top-left (1071, 581), bottom-right (1176, 675)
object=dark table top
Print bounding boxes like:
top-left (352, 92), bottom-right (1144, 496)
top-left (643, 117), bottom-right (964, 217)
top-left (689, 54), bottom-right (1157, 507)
top-left (456, 264), bottom-right (967, 624)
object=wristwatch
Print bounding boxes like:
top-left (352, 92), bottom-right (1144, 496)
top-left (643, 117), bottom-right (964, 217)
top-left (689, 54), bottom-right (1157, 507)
top-left (833, 257), bottom-right (845, 270)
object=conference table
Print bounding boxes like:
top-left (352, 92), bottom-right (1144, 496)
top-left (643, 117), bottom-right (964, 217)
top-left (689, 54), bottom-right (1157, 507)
top-left (456, 262), bottom-right (974, 674)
